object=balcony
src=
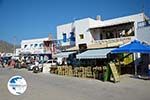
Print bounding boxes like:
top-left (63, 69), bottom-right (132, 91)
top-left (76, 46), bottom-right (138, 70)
top-left (89, 36), bottom-right (135, 49)
top-left (57, 38), bottom-right (75, 47)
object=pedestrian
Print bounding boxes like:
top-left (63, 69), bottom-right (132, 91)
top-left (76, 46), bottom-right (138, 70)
top-left (10, 59), bottom-right (15, 68)
top-left (35, 60), bottom-right (39, 67)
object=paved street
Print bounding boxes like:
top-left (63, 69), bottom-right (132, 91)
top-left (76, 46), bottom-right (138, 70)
top-left (0, 68), bottom-right (150, 100)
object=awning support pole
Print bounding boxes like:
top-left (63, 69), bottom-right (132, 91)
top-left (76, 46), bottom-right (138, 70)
top-left (134, 53), bottom-right (138, 75)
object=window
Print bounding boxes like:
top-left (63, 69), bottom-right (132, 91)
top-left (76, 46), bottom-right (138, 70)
top-left (79, 43), bottom-right (87, 51)
top-left (34, 44), bottom-right (38, 47)
top-left (63, 33), bottom-right (67, 42)
top-left (47, 61), bottom-right (52, 63)
top-left (24, 45), bottom-right (27, 48)
top-left (70, 32), bottom-right (75, 41)
top-left (79, 34), bottom-right (84, 39)
top-left (30, 44), bottom-right (33, 47)
top-left (53, 61), bottom-right (57, 63)
top-left (39, 43), bottom-right (43, 48)
top-left (100, 33), bottom-right (103, 40)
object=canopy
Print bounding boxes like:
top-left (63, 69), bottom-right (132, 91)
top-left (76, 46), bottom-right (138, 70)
top-left (20, 51), bottom-right (31, 55)
top-left (76, 48), bottom-right (115, 59)
top-left (111, 40), bottom-right (150, 53)
top-left (111, 40), bottom-right (150, 75)
top-left (55, 51), bottom-right (75, 58)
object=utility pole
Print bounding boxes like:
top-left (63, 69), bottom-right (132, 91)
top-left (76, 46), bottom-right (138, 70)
top-left (13, 36), bottom-right (16, 54)
top-left (141, 1), bottom-right (144, 13)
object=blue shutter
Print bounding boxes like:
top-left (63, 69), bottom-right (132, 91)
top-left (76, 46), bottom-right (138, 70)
top-left (70, 32), bottom-right (75, 41)
top-left (63, 33), bottom-right (67, 42)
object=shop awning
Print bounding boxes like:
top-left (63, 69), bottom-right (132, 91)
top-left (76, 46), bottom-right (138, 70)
top-left (111, 40), bottom-right (150, 53)
top-left (76, 48), bottom-right (115, 59)
top-left (55, 51), bottom-right (75, 58)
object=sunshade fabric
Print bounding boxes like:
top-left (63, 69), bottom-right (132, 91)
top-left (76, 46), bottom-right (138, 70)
top-left (111, 40), bottom-right (150, 53)
top-left (55, 51), bottom-right (75, 58)
top-left (76, 48), bottom-right (115, 59)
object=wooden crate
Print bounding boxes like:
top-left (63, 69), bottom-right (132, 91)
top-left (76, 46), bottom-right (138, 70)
top-left (85, 67), bottom-right (93, 78)
top-left (73, 67), bottom-right (79, 77)
top-left (57, 66), bottom-right (63, 75)
top-left (93, 67), bottom-right (103, 79)
top-left (68, 66), bottom-right (73, 76)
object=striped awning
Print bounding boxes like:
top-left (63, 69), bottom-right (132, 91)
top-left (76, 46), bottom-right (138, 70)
top-left (76, 48), bottom-right (115, 59)
top-left (55, 51), bottom-right (75, 58)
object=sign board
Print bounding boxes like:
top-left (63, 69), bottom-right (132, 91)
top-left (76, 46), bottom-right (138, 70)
top-left (109, 62), bottom-right (120, 82)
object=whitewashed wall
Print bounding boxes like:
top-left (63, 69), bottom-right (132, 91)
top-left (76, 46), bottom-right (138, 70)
top-left (137, 26), bottom-right (150, 44)
top-left (57, 13), bottom-right (148, 48)
top-left (21, 37), bottom-right (48, 54)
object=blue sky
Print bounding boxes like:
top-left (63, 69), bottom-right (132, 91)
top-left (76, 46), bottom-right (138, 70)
top-left (0, 0), bottom-right (150, 44)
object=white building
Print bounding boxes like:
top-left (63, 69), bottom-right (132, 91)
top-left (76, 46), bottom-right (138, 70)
top-left (21, 37), bottom-right (49, 54)
top-left (57, 13), bottom-right (150, 51)
top-left (57, 17), bottom-right (100, 47)
top-left (15, 48), bottom-right (22, 55)
top-left (56, 13), bottom-right (150, 62)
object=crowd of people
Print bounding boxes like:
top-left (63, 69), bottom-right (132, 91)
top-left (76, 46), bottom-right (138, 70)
top-left (0, 55), bottom-right (37, 69)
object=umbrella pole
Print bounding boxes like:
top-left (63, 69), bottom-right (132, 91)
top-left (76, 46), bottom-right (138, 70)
top-left (134, 53), bottom-right (137, 76)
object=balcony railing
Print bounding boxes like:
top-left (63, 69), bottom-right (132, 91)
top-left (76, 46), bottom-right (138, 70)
top-left (90, 36), bottom-right (135, 48)
top-left (57, 39), bottom-right (75, 47)
top-left (138, 20), bottom-right (150, 28)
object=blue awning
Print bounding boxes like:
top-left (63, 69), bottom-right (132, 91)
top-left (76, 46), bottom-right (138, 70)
top-left (76, 48), bottom-right (115, 59)
top-left (111, 40), bottom-right (150, 53)
top-left (55, 51), bottom-right (75, 58)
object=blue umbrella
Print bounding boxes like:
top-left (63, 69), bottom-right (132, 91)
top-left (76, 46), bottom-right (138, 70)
top-left (111, 40), bottom-right (150, 53)
top-left (111, 40), bottom-right (150, 75)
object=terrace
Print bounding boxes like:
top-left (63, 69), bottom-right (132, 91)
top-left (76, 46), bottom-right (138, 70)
top-left (89, 22), bottom-right (135, 48)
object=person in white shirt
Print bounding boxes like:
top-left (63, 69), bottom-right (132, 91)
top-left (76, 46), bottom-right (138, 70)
top-left (35, 60), bottom-right (39, 66)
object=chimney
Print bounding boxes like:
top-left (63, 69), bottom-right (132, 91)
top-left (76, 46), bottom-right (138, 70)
top-left (96, 15), bottom-right (102, 21)
top-left (48, 34), bottom-right (53, 41)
